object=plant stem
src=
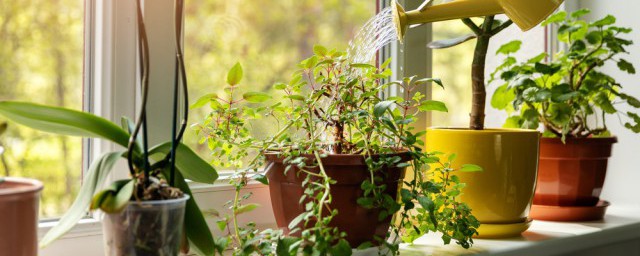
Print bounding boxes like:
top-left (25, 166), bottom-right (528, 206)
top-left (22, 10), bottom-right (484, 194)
top-left (169, 0), bottom-right (187, 186)
top-left (128, 0), bottom-right (151, 184)
top-left (232, 187), bottom-right (242, 245)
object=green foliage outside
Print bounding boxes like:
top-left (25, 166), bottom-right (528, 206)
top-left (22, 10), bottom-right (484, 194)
top-left (0, 0), bottom-right (84, 218)
top-left (491, 9), bottom-right (640, 139)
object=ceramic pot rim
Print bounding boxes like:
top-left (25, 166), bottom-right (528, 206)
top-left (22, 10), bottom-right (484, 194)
top-left (540, 136), bottom-right (618, 145)
top-left (0, 177), bottom-right (44, 196)
top-left (428, 127), bottom-right (540, 134)
top-left (264, 150), bottom-right (412, 165)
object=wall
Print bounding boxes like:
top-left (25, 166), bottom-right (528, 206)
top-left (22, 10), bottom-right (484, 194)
top-left (573, 0), bottom-right (640, 208)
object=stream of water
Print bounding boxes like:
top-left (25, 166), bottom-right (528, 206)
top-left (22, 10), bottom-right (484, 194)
top-left (346, 7), bottom-right (398, 64)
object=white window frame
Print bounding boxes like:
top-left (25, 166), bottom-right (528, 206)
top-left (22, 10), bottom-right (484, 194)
top-left (38, 0), bottom-right (429, 254)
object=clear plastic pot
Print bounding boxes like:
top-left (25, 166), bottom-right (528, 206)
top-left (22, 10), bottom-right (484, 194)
top-left (102, 195), bottom-right (189, 256)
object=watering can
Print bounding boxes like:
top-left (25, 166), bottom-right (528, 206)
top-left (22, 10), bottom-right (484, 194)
top-left (392, 0), bottom-right (564, 41)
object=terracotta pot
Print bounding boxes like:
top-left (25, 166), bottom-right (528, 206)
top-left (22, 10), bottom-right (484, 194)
top-left (0, 177), bottom-right (43, 256)
top-left (425, 128), bottom-right (540, 238)
top-left (265, 152), bottom-right (410, 247)
top-left (533, 137), bottom-right (617, 206)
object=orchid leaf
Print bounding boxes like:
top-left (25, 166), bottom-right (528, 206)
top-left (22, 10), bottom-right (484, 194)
top-left (40, 151), bottom-right (123, 247)
top-left (162, 168), bottom-right (215, 256)
top-left (149, 142), bottom-right (218, 184)
top-left (0, 101), bottom-right (129, 148)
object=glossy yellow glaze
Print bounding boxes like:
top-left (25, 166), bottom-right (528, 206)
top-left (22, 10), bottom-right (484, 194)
top-left (425, 128), bottom-right (540, 226)
top-left (393, 0), bottom-right (564, 40)
top-left (475, 219), bottom-right (533, 239)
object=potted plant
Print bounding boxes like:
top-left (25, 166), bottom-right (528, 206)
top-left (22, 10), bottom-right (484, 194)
top-left (0, 122), bottom-right (45, 256)
top-left (421, 15), bottom-right (548, 238)
top-left (191, 46), bottom-right (482, 255)
top-left (0, 0), bottom-right (219, 255)
top-left (491, 9), bottom-right (638, 221)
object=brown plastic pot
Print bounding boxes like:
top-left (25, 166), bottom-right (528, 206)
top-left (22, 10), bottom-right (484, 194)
top-left (265, 152), bottom-right (410, 247)
top-left (0, 177), bottom-right (43, 256)
top-left (533, 137), bottom-right (617, 206)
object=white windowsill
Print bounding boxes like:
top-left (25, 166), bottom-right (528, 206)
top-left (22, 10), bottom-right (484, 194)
top-left (39, 175), bottom-right (640, 255)
top-left (398, 206), bottom-right (640, 255)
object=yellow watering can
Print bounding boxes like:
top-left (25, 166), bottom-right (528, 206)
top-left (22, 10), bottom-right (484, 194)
top-left (392, 0), bottom-right (564, 41)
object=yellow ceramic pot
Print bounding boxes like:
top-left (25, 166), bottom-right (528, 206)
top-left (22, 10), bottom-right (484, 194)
top-left (425, 128), bottom-right (540, 237)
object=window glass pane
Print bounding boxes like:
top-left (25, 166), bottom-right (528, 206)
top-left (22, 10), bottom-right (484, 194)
top-left (0, 0), bottom-right (84, 219)
top-left (184, 1), bottom-right (375, 165)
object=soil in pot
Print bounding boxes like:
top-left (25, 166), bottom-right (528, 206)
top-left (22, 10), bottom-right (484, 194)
top-left (0, 177), bottom-right (43, 256)
top-left (102, 195), bottom-right (189, 256)
top-left (265, 152), bottom-right (410, 247)
top-left (534, 137), bottom-right (617, 207)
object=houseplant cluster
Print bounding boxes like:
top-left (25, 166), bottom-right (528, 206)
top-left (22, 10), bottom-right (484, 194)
top-left (0, 0), bottom-right (637, 255)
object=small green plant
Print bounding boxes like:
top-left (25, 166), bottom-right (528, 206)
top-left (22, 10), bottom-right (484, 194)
top-left (193, 45), bottom-right (481, 255)
top-left (491, 9), bottom-right (639, 139)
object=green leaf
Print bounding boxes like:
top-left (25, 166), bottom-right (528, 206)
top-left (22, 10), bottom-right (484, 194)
top-left (149, 142), bottom-right (218, 184)
top-left (448, 153), bottom-right (457, 162)
top-left (285, 94), bottom-right (306, 101)
top-left (374, 100), bottom-right (395, 117)
top-left (313, 45), bottom-right (328, 56)
top-left (496, 40), bottom-right (522, 55)
top-left (40, 151), bottom-right (123, 247)
top-left (503, 116), bottom-right (522, 128)
top-left (571, 9), bottom-right (591, 18)
top-left (414, 78), bottom-right (444, 89)
top-left (253, 174), bottom-right (269, 185)
top-left (620, 93), bottom-right (640, 108)
top-left (534, 63), bottom-right (561, 75)
top-left (591, 15), bottom-right (616, 27)
top-left (418, 100), bottom-right (448, 112)
top-left (541, 11), bottom-right (566, 26)
top-left (93, 179), bottom-right (134, 213)
top-left (227, 62), bottom-right (243, 85)
top-left (459, 164), bottom-right (483, 172)
top-left (191, 93), bottom-right (218, 109)
top-left (329, 239), bottom-right (352, 256)
top-left (624, 112), bottom-right (640, 133)
top-left (617, 59), bottom-right (636, 74)
top-left (273, 83), bottom-right (287, 90)
top-left (216, 220), bottom-right (227, 232)
top-left (491, 84), bottom-right (515, 110)
top-left (527, 53), bottom-right (547, 64)
top-left (522, 109), bottom-right (541, 129)
top-left (235, 203), bottom-right (259, 215)
top-left (0, 101), bottom-right (130, 148)
top-left (548, 103), bottom-right (573, 125)
top-left (288, 212), bottom-right (307, 230)
top-left (417, 196), bottom-right (435, 211)
top-left (243, 92), bottom-right (271, 103)
top-left (120, 117), bottom-right (142, 152)
top-left (594, 92), bottom-right (617, 114)
top-left (165, 169), bottom-right (215, 256)
top-left (427, 34), bottom-right (476, 49)
top-left (535, 89), bottom-right (552, 101)
top-left (276, 237), bottom-right (299, 256)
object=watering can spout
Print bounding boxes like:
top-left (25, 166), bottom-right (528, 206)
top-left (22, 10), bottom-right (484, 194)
top-left (392, 0), bottom-right (564, 41)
